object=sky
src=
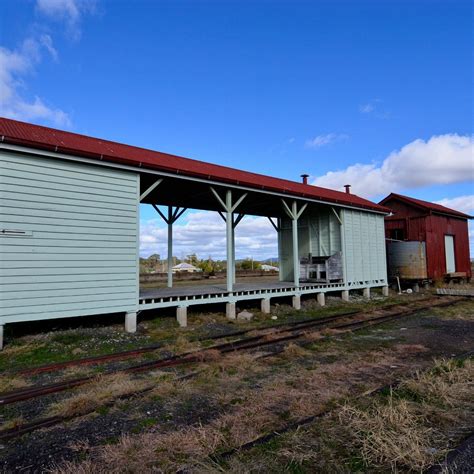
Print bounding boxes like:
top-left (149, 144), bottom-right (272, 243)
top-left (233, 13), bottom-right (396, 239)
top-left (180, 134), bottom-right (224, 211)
top-left (1, 0), bottom-right (473, 259)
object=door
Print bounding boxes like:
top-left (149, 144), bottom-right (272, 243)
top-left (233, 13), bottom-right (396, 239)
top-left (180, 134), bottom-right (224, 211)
top-left (444, 235), bottom-right (456, 274)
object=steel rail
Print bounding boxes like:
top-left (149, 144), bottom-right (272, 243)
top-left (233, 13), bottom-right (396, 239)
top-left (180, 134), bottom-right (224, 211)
top-left (15, 298), bottom-right (433, 376)
top-left (0, 297), bottom-right (459, 406)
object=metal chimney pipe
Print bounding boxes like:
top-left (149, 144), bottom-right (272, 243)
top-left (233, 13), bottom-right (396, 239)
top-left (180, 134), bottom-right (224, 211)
top-left (344, 184), bottom-right (351, 194)
top-left (301, 174), bottom-right (309, 185)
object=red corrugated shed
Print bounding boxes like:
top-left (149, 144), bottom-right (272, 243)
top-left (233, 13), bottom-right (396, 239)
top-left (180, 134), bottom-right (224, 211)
top-left (0, 117), bottom-right (389, 213)
top-left (380, 193), bottom-right (472, 280)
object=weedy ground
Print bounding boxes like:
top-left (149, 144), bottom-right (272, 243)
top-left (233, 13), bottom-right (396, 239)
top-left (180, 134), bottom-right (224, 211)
top-left (0, 287), bottom-right (420, 373)
top-left (0, 288), bottom-right (472, 473)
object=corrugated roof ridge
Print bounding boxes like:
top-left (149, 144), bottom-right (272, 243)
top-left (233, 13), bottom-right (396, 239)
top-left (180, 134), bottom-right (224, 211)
top-left (381, 192), bottom-right (471, 218)
top-left (0, 117), bottom-right (389, 213)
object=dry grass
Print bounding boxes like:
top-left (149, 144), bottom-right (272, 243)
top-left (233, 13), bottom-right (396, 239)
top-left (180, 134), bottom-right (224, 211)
top-left (51, 341), bottom-right (469, 474)
top-left (336, 358), bottom-right (474, 471)
top-left (203, 352), bottom-right (262, 376)
top-left (0, 374), bottom-right (30, 393)
top-left (48, 373), bottom-right (151, 418)
top-left (55, 352), bottom-right (394, 472)
top-left (221, 358), bottom-right (474, 473)
top-left (339, 398), bottom-right (443, 471)
top-left (162, 334), bottom-right (201, 354)
top-left (402, 358), bottom-right (474, 408)
top-left (431, 301), bottom-right (474, 321)
top-left (0, 416), bottom-right (25, 431)
top-left (392, 343), bottom-right (429, 354)
top-left (0, 341), bottom-right (46, 357)
top-left (319, 327), bottom-right (344, 336)
top-left (281, 343), bottom-right (311, 358)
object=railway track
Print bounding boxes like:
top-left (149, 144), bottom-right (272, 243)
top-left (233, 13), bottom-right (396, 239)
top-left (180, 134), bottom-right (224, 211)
top-left (16, 297), bottom-right (433, 377)
top-left (0, 297), bottom-right (461, 408)
top-left (0, 296), bottom-right (465, 441)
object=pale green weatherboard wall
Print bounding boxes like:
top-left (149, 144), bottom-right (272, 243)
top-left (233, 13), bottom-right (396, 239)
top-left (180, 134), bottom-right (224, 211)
top-left (341, 209), bottom-right (387, 284)
top-left (0, 150), bottom-right (139, 325)
top-left (279, 207), bottom-right (386, 284)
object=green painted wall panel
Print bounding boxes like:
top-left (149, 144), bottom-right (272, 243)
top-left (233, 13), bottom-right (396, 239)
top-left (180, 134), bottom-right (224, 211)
top-left (1, 196), bottom-right (136, 214)
top-left (279, 208), bottom-right (342, 280)
top-left (1, 166), bottom-right (137, 191)
top-left (278, 207), bottom-right (386, 284)
top-left (1, 170), bottom-right (137, 194)
top-left (342, 209), bottom-right (387, 284)
top-left (0, 213), bottom-right (137, 229)
top-left (0, 183), bottom-right (134, 205)
top-left (0, 151), bottom-right (139, 325)
top-left (0, 153), bottom-right (135, 183)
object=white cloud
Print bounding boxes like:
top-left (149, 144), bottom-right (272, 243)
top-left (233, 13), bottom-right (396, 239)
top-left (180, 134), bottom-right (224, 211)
top-left (39, 34), bottom-right (58, 61)
top-left (359, 99), bottom-right (389, 118)
top-left (359, 103), bottom-right (375, 113)
top-left (0, 38), bottom-right (70, 126)
top-left (36, 0), bottom-right (96, 40)
top-left (435, 195), bottom-right (474, 256)
top-left (313, 134), bottom-right (474, 198)
top-left (305, 133), bottom-right (348, 149)
top-left (435, 195), bottom-right (474, 216)
top-left (140, 210), bottom-right (278, 260)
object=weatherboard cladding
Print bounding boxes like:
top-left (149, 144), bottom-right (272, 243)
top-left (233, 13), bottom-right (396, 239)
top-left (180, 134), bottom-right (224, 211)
top-left (342, 210), bottom-right (387, 284)
top-left (0, 117), bottom-right (388, 214)
top-left (278, 209), bottom-right (386, 285)
top-left (0, 150), bottom-right (139, 324)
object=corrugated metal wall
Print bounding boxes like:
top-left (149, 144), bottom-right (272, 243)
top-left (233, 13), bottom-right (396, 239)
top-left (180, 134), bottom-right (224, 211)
top-left (342, 209), bottom-right (387, 284)
top-left (0, 151), bottom-right (139, 324)
top-left (424, 215), bottom-right (471, 280)
top-left (383, 197), bottom-right (471, 280)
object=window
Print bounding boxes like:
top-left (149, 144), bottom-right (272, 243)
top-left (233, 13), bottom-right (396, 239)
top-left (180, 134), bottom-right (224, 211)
top-left (390, 229), bottom-right (405, 240)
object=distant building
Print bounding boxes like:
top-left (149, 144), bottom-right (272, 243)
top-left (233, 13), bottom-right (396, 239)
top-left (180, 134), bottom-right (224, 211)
top-left (261, 264), bottom-right (279, 272)
top-left (172, 263), bottom-right (201, 273)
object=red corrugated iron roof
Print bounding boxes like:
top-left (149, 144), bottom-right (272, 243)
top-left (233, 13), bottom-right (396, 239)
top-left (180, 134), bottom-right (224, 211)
top-left (0, 117), bottom-right (389, 213)
top-left (380, 193), bottom-right (471, 219)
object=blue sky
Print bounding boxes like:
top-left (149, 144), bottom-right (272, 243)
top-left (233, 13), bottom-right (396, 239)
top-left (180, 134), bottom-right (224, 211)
top-left (1, 0), bottom-right (472, 258)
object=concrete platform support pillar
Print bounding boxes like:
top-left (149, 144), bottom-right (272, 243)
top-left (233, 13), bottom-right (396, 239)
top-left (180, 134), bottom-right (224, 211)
top-left (0, 325), bottom-right (3, 350)
top-left (226, 302), bottom-right (236, 320)
top-left (382, 285), bottom-right (389, 297)
top-left (292, 295), bottom-right (301, 310)
top-left (341, 290), bottom-right (350, 302)
top-left (317, 292), bottom-right (325, 306)
top-left (125, 312), bottom-right (137, 333)
top-left (176, 306), bottom-right (188, 327)
top-left (261, 298), bottom-right (271, 314)
top-left (363, 287), bottom-right (371, 299)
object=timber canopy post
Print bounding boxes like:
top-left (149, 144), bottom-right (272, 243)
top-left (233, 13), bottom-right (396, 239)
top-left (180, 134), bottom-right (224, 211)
top-left (211, 187), bottom-right (247, 293)
top-left (152, 205), bottom-right (187, 288)
top-left (267, 217), bottom-right (282, 282)
top-left (282, 200), bottom-right (307, 288)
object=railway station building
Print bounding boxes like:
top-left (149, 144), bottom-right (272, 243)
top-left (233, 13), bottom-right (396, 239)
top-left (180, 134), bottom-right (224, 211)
top-left (0, 118), bottom-right (390, 348)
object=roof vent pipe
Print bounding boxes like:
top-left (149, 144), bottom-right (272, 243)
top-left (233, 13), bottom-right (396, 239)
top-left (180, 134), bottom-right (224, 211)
top-left (301, 174), bottom-right (309, 185)
top-left (344, 184), bottom-right (351, 194)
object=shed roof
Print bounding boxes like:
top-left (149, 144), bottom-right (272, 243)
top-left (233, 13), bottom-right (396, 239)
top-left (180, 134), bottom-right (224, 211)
top-left (0, 117), bottom-right (388, 213)
top-left (380, 193), bottom-right (471, 219)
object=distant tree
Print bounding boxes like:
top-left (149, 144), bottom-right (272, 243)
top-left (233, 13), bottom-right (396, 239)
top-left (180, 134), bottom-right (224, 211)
top-left (239, 258), bottom-right (261, 271)
top-left (186, 253), bottom-right (199, 266)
